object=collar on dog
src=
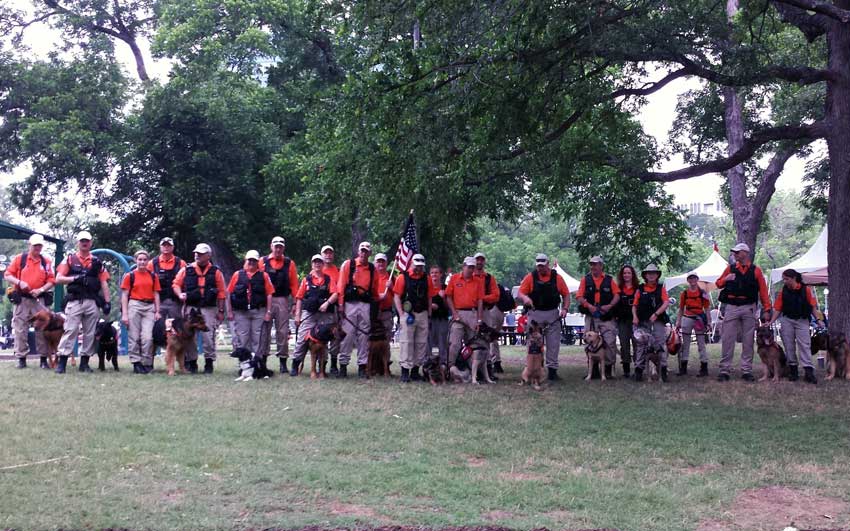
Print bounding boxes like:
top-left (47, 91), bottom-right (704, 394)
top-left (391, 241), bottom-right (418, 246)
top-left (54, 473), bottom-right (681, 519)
top-left (586, 339), bottom-right (605, 354)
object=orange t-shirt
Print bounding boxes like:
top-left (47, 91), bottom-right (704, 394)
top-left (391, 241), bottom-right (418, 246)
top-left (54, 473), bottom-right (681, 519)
top-left (633, 283), bottom-right (669, 304)
top-left (172, 263), bottom-right (227, 300)
top-left (295, 271), bottom-right (332, 300)
top-left (446, 273), bottom-right (485, 310)
top-left (5, 253), bottom-right (55, 291)
top-left (518, 270), bottom-right (571, 298)
top-left (576, 273), bottom-right (620, 303)
top-left (715, 262), bottom-right (771, 308)
top-left (473, 270), bottom-right (501, 306)
top-left (376, 269), bottom-right (394, 311)
top-left (146, 255), bottom-right (186, 275)
top-left (337, 259), bottom-right (381, 304)
top-left (227, 269), bottom-right (276, 296)
top-left (679, 287), bottom-right (709, 316)
top-left (773, 285), bottom-right (818, 313)
top-left (259, 255), bottom-right (299, 295)
top-left (393, 270), bottom-right (438, 299)
top-left (56, 253), bottom-right (111, 281)
top-left (120, 270), bottom-right (161, 301)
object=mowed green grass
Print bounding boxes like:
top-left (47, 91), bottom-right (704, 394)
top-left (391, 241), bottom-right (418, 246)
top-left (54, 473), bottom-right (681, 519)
top-left (2, 344), bottom-right (850, 531)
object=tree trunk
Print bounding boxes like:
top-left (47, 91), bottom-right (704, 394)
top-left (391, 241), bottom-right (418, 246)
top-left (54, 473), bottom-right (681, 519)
top-left (350, 208), bottom-right (367, 258)
top-left (124, 34), bottom-right (150, 82)
top-left (825, 3), bottom-right (850, 336)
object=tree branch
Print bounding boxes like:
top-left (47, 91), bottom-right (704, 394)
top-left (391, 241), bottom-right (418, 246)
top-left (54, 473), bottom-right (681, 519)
top-left (773, 0), bottom-right (850, 23)
top-left (751, 146), bottom-right (799, 221)
top-left (770, 1), bottom-right (830, 42)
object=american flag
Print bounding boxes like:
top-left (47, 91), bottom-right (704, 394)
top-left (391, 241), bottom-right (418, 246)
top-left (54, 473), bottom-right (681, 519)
top-left (394, 213), bottom-right (418, 271)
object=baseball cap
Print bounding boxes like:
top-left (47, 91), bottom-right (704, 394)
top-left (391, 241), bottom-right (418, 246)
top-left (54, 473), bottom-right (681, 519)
top-left (358, 241), bottom-right (372, 252)
top-left (589, 255), bottom-right (604, 264)
top-left (160, 237), bottom-right (174, 246)
top-left (686, 271), bottom-right (699, 279)
top-left (311, 254), bottom-right (323, 262)
top-left (474, 252), bottom-right (486, 259)
top-left (76, 230), bottom-right (93, 241)
top-left (28, 234), bottom-right (45, 246)
top-left (193, 243), bottom-right (212, 254)
top-left (321, 245), bottom-right (334, 253)
top-left (730, 243), bottom-right (751, 253)
top-left (271, 236), bottom-right (285, 246)
top-left (412, 253), bottom-right (426, 266)
top-left (463, 256), bottom-right (476, 267)
top-left (245, 250), bottom-right (260, 261)
top-left (375, 253), bottom-right (388, 262)
top-left (535, 253), bottom-right (549, 264)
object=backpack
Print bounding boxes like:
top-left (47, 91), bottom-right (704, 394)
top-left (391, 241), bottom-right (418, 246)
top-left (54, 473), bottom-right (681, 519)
top-left (496, 284), bottom-right (516, 312)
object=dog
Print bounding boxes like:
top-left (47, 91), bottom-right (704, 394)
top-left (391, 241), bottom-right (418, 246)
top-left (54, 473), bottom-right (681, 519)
top-left (304, 323), bottom-right (339, 379)
top-left (161, 309), bottom-right (208, 376)
top-left (756, 326), bottom-right (788, 382)
top-left (450, 347), bottom-right (472, 383)
top-left (229, 347), bottom-right (273, 381)
top-left (95, 320), bottom-right (119, 371)
top-left (520, 320), bottom-right (545, 389)
top-left (633, 326), bottom-right (662, 381)
top-left (811, 327), bottom-right (829, 358)
top-left (825, 331), bottom-right (850, 381)
top-left (28, 309), bottom-right (65, 368)
top-left (470, 321), bottom-right (500, 385)
top-left (583, 330), bottom-right (607, 382)
top-left (367, 318), bottom-right (391, 377)
top-left (421, 354), bottom-right (444, 385)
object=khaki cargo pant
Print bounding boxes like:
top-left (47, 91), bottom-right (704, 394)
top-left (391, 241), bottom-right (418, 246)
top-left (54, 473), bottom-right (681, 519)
top-left (267, 296), bottom-right (291, 358)
top-left (429, 317), bottom-right (450, 366)
top-left (159, 299), bottom-right (182, 319)
top-left (12, 297), bottom-right (48, 358)
top-left (720, 303), bottom-right (758, 375)
top-left (340, 301), bottom-right (371, 366)
top-left (184, 306), bottom-right (219, 361)
top-left (127, 299), bottom-right (155, 366)
top-left (530, 308), bottom-right (562, 369)
top-left (486, 306), bottom-right (504, 363)
top-left (58, 299), bottom-right (99, 357)
top-left (399, 310), bottom-right (429, 369)
top-left (233, 308), bottom-right (265, 355)
top-left (680, 315), bottom-right (708, 363)
top-left (584, 315), bottom-right (619, 366)
top-left (377, 309), bottom-right (393, 341)
top-left (780, 316), bottom-right (813, 369)
top-left (292, 309), bottom-right (336, 361)
top-left (448, 310), bottom-right (478, 367)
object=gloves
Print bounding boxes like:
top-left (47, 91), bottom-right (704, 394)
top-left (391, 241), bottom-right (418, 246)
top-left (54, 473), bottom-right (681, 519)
top-left (102, 302), bottom-right (111, 315)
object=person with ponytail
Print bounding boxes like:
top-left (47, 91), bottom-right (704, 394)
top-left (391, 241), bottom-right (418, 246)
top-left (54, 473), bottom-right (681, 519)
top-left (769, 269), bottom-right (824, 384)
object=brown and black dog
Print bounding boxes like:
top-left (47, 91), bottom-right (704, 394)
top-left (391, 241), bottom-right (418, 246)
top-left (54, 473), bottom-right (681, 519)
top-left (421, 354), bottom-right (444, 385)
top-left (470, 322), bottom-right (500, 385)
top-left (825, 331), bottom-right (850, 381)
top-left (367, 319), bottom-right (391, 377)
top-left (304, 322), bottom-right (340, 379)
top-left (756, 326), bottom-right (788, 382)
top-left (29, 309), bottom-right (65, 368)
top-left (520, 320), bottom-right (545, 389)
top-left (583, 330), bottom-right (607, 382)
top-left (160, 309), bottom-right (208, 376)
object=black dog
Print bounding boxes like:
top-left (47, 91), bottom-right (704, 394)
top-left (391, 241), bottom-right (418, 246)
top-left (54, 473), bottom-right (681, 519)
top-left (229, 347), bottom-right (274, 381)
top-left (95, 320), bottom-right (119, 372)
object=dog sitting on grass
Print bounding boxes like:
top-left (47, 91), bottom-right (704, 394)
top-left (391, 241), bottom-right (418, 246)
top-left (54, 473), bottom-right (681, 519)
top-left (756, 326), bottom-right (787, 382)
top-left (28, 309), bottom-right (65, 368)
top-left (470, 322), bottom-right (500, 385)
top-left (229, 347), bottom-right (273, 381)
top-left (367, 318), bottom-right (391, 377)
top-left (421, 354), bottom-right (444, 385)
top-left (825, 331), bottom-right (850, 381)
top-left (583, 330), bottom-right (607, 382)
top-left (304, 323), bottom-right (340, 379)
top-left (519, 320), bottom-right (545, 389)
top-left (157, 309), bottom-right (208, 376)
top-left (95, 320), bottom-right (119, 372)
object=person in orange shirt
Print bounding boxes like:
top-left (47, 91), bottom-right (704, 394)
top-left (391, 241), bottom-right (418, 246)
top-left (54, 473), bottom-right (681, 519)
top-left (769, 268), bottom-right (823, 384)
top-left (337, 241), bottom-right (382, 378)
top-left (289, 254), bottom-right (340, 376)
top-left (428, 265), bottom-right (450, 367)
top-left (4, 233), bottom-right (56, 369)
top-left (446, 256), bottom-right (484, 369)
top-left (321, 244), bottom-right (341, 374)
top-left (259, 236), bottom-right (299, 373)
top-left (228, 250), bottom-right (275, 360)
top-left (632, 264), bottom-right (671, 382)
top-left (614, 265), bottom-right (639, 378)
top-left (576, 256), bottom-right (620, 379)
top-left (473, 252), bottom-right (504, 374)
top-left (675, 272), bottom-right (711, 377)
top-left (172, 243), bottom-right (227, 374)
top-left (714, 243), bottom-right (772, 382)
top-left (374, 253), bottom-right (396, 342)
top-left (517, 254), bottom-right (570, 381)
top-left (120, 250), bottom-right (161, 374)
top-left (54, 230), bottom-right (111, 374)
top-left (147, 237), bottom-right (186, 320)
top-left (393, 254), bottom-right (436, 382)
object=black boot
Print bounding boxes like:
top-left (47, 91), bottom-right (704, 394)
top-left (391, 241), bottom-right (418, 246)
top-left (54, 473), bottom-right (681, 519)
top-left (133, 362), bottom-right (142, 374)
top-left (289, 358), bottom-right (301, 377)
top-left (634, 367), bottom-right (644, 382)
top-left (204, 359), bottom-right (214, 374)
top-left (789, 364), bottom-right (799, 382)
top-left (16, 357), bottom-right (26, 369)
top-left (79, 355), bottom-right (93, 373)
top-left (678, 360), bottom-right (688, 376)
top-left (279, 357), bottom-right (288, 374)
top-left (401, 367), bottom-right (410, 383)
top-left (698, 362), bottom-right (709, 377)
top-left (590, 360), bottom-right (601, 380)
top-left (358, 364), bottom-right (368, 379)
top-left (187, 359), bottom-right (198, 374)
top-left (547, 367), bottom-right (560, 381)
top-left (98, 354), bottom-right (107, 372)
top-left (55, 355), bottom-right (68, 374)
top-left (410, 366), bottom-right (421, 381)
top-left (338, 364), bottom-right (348, 378)
top-left (622, 362), bottom-right (631, 379)
top-left (40, 356), bottom-right (50, 370)
top-left (660, 366), bottom-right (668, 382)
top-left (803, 366), bottom-right (817, 384)
top-left (330, 355), bottom-right (339, 376)
top-left (493, 361), bottom-right (504, 374)
top-left (604, 364), bottom-right (613, 379)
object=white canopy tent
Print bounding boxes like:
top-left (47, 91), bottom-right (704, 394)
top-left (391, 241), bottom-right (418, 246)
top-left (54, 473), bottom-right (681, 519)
top-left (770, 225), bottom-right (827, 283)
top-left (664, 250), bottom-right (730, 291)
top-left (554, 264), bottom-right (582, 293)
top-left (802, 266), bottom-right (828, 285)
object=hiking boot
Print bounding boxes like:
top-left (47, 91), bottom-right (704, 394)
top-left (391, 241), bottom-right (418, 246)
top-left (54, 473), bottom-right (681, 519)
top-left (547, 367), bottom-right (560, 381)
top-left (329, 355), bottom-right (339, 376)
top-left (79, 356), bottom-right (93, 373)
top-left (590, 360), bottom-right (601, 380)
top-left (203, 359), bottom-right (214, 374)
top-left (698, 362), bottom-right (709, 377)
top-left (39, 356), bottom-right (50, 370)
top-left (803, 366), bottom-right (817, 384)
top-left (279, 358), bottom-right (288, 374)
top-left (717, 372), bottom-right (730, 382)
top-left (741, 372), bottom-right (755, 382)
top-left (622, 362), bottom-right (631, 379)
top-left (141, 364), bottom-right (151, 374)
top-left (634, 367), bottom-right (644, 382)
top-left (289, 358), bottom-right (301, 377)
top-left (788, 364), bottom-right (799, 382)
top-left (401, 367), bottom-right (410, 383)
top-left (660, 366), bottom-right (668, 382)
top-left (55, 355), bottom-right (68, 374)
top-left (604, 363), bottom-right (613, 379)
top-left (358, 364), bottom-right (368, 379)
top-left (493, 361), bottom-right (504, 374)
top-left (678, 361), bottom-right (688, 376)
top-left (410, 366), bottom-right (421, 381)
top-left (133, 362), bottom-right (142, 374)
top-left (338, 364), bottom-right (348, 378)
top-left (16, 357), bottom-right (26, 369)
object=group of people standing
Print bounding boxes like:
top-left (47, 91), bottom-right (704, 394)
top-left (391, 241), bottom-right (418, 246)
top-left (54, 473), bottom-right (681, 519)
top-left (6, 232), bottom-right (824, 384)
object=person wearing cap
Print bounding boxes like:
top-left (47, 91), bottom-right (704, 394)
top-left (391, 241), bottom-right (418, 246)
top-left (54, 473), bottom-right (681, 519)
top-left (446, 257), bottom-right (485, 370)
top-left (5, 233), bottom-right (56, 369)
top-left (54, 230), bottom-right (111, 374)
top-left (675, 272), bottom-right (712, 377)
top-left (768, 268), bottom-right (822, 384)
top-left (374, 253), bottom-right (396, 342)
top-left (614, 265), bottom-right (640, 378)
top-left (576, 256), bottom-right (620, 380)
top-left (146, 237), bottom-right (186, 320)
top-left (259, 236), bottom-right (299, 373)
top-left (337, 241), bottom-right (382, 378)
top-left (321, 244), bottom-right (342, 374)
top-left (120, 250), bottom-right (161, 374)
top-left (290, 254), bottom-right (339, 374)
top-left (228, 250), bottom-right (275, 359)
top-left (393, 253), bottom-right (437, 382)
top-left (172, 243), bottom-right (227, 374)
top-left (473, 252), bottom-right (504, 374)
top-left (428, 265), bottom-right (451, 368)
top-left (715, 243), bottom-right (772, 382)
top-left (632, 264), bottom-right (671, 382)
top-left (517, 254), bottom-right (571, 381)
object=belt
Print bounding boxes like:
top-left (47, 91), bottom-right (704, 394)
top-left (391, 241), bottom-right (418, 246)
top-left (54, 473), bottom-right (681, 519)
top-left (456, 308), bottom-right (476, 311)
top-left (131, 298), bottom-right (155, 304)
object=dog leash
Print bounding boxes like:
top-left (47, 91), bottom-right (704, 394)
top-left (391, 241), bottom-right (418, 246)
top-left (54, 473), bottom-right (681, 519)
top-left (341, 312), bottom-right (371, 336)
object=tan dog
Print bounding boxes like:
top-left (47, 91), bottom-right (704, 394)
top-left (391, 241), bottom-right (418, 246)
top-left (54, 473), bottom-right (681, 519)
top-left (584, 330), bottom-right (607, 381)
top-left (367, 319), bottom-right (391, 377)
top-left (825, 331), bottom-right (850, 381)
top-left (165, 310), bottom-right (208, 376)
top-left (28, 309), bottom-right (66, 368)
top-left (756, 326), bottom-right (787, 382)
top-left (304, 323), bottom-right (340, 379)
top-left (520, 320), bottom-right (545, 390)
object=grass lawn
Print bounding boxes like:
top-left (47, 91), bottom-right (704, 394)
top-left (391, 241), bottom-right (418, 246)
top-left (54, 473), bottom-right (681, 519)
top-left (2, 344), bottom-right (850, 531)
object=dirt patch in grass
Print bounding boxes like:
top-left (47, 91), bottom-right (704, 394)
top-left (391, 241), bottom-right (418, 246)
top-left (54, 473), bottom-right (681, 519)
top-left (466, 456), bottom-right (488, 468)
top-left (497, 471), bottom-right (549, 482)
top-left (160, 488), bottom-right (185, 504)
top-left (697, 485), bottom-right (848, 530)
top-left (483, 510), bottom-right (517, 521)
top-left (328, 501), bottom-right (381, 519)
top-left (678, 463), bottom-right (721, 476)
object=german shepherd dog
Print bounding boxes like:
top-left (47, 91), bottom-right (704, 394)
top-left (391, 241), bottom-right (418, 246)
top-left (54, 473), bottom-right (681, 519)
top-left (367, 318), bottom-right (391, 377)
top-left (470, 321), bottom-right (500, 385)
top-left (28, 309), bottom-right (65, 368)
top-left (159, 309), bottom-right (208, 376)
top-left (305, 323), bottom-right (340, 379)
top-left (756, 326), bottom-right (787, 382)
top-left (95, 320), bottom-right (119, 371)
top-left (520, 320), bottom-right (545, 389)
top-left (633, 326), bottom-right (662, 381)
top-left (583, 330), bottom-right (607, 382)
top-left (422, 354), bottom-right (444, 385)
top-left (825, 331), bottom-right (850, 381)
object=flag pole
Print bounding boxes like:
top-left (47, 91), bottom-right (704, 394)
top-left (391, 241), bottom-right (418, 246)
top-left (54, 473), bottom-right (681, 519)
top-left (384, 209), bottom-right (414, 295)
